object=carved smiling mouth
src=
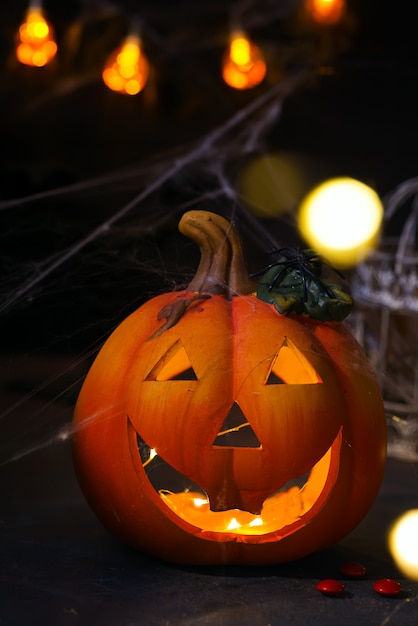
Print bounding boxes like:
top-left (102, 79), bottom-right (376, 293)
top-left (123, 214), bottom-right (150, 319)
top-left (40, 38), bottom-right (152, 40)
top-left (129, 417), bottom-right (343, 539)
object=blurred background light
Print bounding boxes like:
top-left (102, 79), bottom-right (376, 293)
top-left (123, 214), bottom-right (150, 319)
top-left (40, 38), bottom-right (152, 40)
top-left (237, 152), bottom-right (318, 218)
top-left (389, 509), bottom-right (418, 580)
top-left (304, 0), bottom-right (346, 25)
top-left (222, 31), bottom-right (266, 90)
top-left (16, 3), bottom-right (57, 67)
top-left (102, 33), bottom-right (149, 95)
top-left (297, 177), bottom-right (384, 268)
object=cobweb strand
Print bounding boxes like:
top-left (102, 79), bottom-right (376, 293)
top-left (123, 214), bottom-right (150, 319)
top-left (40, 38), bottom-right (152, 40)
top-left (0, 69), bottom-right (308, 316)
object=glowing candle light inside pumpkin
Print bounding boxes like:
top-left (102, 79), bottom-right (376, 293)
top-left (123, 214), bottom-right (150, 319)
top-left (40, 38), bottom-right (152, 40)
top-left (142, 447), bottom-right (157, 467)
top-left (155, 443), bottom-right (335, 536)
top-left (102, 34), bottom-right (149, 95)
top-left (298, 177), bottom-right (383, 268)
top-left (305, 0), bottom-right (346, 25)
top-left (227, 517), bottom-right (241, 530)
top-left (222, 32), bottom-right (266, 90)
top-left (389, 509), bottom-right (418, 580)
top-left (16, 3), bottom-right (57, 67)
top-left (73, 210), bottom-right (386, 565)
top-left (193, 497), bottom-right (208, 508)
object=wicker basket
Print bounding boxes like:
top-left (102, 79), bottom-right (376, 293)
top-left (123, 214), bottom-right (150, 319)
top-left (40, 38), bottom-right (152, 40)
top-left (350, 178), bottom-right (418, 461)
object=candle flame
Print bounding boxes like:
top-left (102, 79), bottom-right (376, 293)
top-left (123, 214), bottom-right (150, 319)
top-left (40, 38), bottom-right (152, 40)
top-left (193, 497), bottom-right (209, 508)
top-left (227, 517), bottom-right (241, 530)
top-left (142, 447), bottom-right (158, 467)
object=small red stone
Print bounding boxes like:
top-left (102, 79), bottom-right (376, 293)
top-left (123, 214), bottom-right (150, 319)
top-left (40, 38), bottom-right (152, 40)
top-left (339, 561), bottom-right (366, 578)
top-left (373, 578), bottom-right (402, 597)
top-left (316, 579), bottom-right (345, 596)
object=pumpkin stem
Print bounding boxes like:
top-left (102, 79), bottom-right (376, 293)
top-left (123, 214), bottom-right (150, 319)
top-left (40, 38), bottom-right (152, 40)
top-left (148, 211), bottom-right (255, 340)
top-left (179, 210), bottom-right (255, 297)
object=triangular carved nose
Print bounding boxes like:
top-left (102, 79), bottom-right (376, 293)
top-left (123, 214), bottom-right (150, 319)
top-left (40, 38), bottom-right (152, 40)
top-left (212, 402), bottom-right (261, 448)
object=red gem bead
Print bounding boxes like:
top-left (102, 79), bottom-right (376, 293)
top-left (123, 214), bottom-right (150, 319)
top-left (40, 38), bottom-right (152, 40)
top-left (373, 579), bottom-right (402, 597)
top-left (316, 579), bottom-right (345, 596)
top-left (339, 561), bottom-right (366, 578)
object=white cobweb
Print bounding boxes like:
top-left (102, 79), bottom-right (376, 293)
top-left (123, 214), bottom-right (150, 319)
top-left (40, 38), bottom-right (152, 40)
top-left (0, 0), bottom-right (416, 472)
top-left (2, 9), bottom-right (418, 626)
top-left (0, 25), bottom-right (307, 467)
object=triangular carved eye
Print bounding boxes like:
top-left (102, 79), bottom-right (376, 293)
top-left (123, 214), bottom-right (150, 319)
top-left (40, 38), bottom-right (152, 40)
top-left (145, 340), bottom-right (198, 381)
top-left (266, 370), bottom-right (285, 385)
top-left (266, 338), bottom-right (322, 385)
top-left (212, 402), bottom-right (261, 448)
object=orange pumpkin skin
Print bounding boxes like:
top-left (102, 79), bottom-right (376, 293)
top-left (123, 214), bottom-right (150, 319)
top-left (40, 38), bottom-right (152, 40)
top-left (72, 212), bottom-right (386, 566)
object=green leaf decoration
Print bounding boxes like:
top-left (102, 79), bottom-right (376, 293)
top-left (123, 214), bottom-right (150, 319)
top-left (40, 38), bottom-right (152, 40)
top-left (254, 251), bottom-right (353, 322)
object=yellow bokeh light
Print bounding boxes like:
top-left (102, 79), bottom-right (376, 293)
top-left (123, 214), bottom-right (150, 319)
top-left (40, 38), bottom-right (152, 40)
top-left (230, 37), bottom-right (251, 66)
top-left (389, 509), bottom-right (418, 580)
top-left (102, 34), bottom-right (149, 95)
top-left (238, 153), bottom-right (314, 218)
top-left (305, 0), bottom-right (346, 25)
top-left (16, 7), bottom-right (57, 67)
top-left (125, 79), bottom-right (141, 95)
top-left (298, 177), bottom-right (383, 268)
top-left (222, 32), bottom-right (266, 90)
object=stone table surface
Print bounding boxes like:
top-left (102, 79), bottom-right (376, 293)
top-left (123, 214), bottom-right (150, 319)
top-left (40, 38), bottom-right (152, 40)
top-left (2, 409), bottom-right (418, 626)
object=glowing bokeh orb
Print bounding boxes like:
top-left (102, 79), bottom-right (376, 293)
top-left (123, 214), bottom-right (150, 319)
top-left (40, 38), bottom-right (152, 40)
top-left (298, 177), bottom-right (383, 268)
top-left (16, 7), bottom-right (57, 67)
top-left (305, 0), bottom-right (346, 25)
top-left (102, 35), bottom-right (149, 95)
top-left (238, 153), bottom-right (311, 218)
top-left (222, 32), bottom-right (266, 90)
top-left (389, 509), bottom-right (418, 580)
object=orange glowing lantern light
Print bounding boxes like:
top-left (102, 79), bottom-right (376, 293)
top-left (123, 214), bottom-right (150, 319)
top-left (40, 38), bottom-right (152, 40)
top-left (102, 34), bottom-right (149, 96)
top-left (16, 3), bottom-right (57, 67)
top-left (222, 32), bottom-right (266, 90)
top-left (305, 0), bottom-right (346, 25)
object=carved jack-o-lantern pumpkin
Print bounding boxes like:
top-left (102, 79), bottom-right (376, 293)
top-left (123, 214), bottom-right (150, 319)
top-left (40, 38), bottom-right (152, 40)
top-left (73, 210), bottom-right (386, 565)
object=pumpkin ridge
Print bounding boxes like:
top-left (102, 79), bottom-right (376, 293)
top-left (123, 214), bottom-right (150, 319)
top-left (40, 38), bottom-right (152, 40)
top-left (73, 210), bottom-right (387, 566)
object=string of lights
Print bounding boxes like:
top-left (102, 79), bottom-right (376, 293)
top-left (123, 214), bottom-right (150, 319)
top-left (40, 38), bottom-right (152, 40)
top-left (15, 0), bottom-right (347, 94)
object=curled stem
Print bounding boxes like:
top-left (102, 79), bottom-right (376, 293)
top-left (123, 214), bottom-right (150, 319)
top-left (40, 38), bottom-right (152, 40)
top-left (149, 211), bottom-right (254, 339)
top-left (179, 210), bottom-right (255, 297)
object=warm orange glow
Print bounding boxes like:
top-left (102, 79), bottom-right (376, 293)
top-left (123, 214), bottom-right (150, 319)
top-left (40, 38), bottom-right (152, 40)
top-left (269, 340), bottom-right (322, 384)
top-left (159, 432), bottom-right (339, 536)
top-left (151, 343), bottom-right (193, 381)
top-left (102, 34), bottom-right (149, 95)
top-left (73, 209), bottom-right (387, 565)
top-left (222, 32), bottom-right (266, 90)
top-left (305, 0), bottom-right (345, 25)
top-left (16, 6), bottom-right (57, 67)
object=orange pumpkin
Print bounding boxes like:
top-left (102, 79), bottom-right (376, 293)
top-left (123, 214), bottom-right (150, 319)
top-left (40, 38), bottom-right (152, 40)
top-left (73, 210), bottom-right (386, 565)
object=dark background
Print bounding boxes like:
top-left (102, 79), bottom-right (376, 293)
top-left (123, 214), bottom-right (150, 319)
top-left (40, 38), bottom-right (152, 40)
top-left (1, 2), bottom-right (418, 624)
top-left (1, 0), bottom-right (418, 353)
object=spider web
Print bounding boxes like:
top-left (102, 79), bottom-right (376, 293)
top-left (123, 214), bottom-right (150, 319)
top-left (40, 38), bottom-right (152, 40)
top-left (2, 6), bottom-right (418, 625)
top-left (0, 71), bottom-right (304, 468)
top-left (0, 0), bottom-right (417, 475)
